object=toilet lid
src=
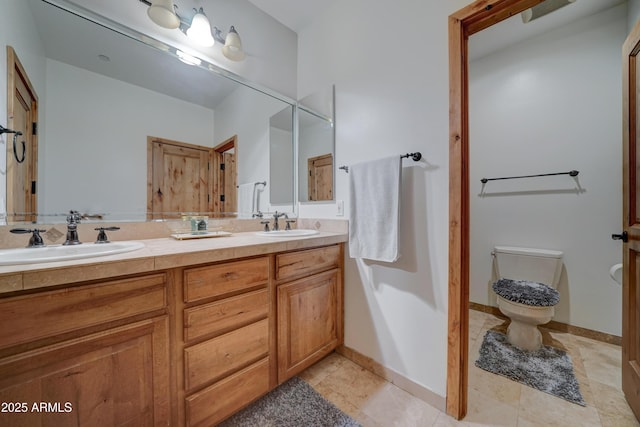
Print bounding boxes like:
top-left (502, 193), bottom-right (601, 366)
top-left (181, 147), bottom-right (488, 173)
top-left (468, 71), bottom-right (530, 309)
top-left (492, 278), bottom-right (560, 307)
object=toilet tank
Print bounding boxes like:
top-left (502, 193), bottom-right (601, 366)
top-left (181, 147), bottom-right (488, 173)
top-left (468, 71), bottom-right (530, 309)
top-left (493, 246), bottom-right (563, 288)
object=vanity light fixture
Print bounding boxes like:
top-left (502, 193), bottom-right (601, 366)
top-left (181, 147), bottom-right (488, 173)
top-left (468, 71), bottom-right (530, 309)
top-left (221, 26), bottom-right (245, 61)
top-left (146, 0), bottom-right (180, 29)
top-left (186, 7), bottom-right (214, 47)
top-left (139, 0), bottom-right (246, 61)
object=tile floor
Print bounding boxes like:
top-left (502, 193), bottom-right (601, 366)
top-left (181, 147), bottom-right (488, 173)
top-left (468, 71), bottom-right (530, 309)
top-left (300, 309), bottom-right (639, 427)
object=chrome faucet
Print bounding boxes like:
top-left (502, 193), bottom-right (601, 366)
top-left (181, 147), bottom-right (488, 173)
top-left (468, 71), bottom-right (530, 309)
top-left (63, 210), bottom-right (82, 245)
top-left (10, 228), bottom-right (46, 248)
top-left (272, 211), bottom-right (286, 231)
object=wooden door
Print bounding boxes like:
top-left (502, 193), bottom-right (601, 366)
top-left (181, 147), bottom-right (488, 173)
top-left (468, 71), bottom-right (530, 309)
top-left (212, 136), bottom-right (237, 214)
top-left (6, 47), bottom-right (38, 223)
top-left (621, 19), bottom-right (640, 421)
top-left (277, 269), bottom-right (339, 383)
top-left (307, 153), bottom-right (333, 201)
top-left (147, 137), bottom-right (211, 219)
top-left (222, 151), bottom-right (237, 211)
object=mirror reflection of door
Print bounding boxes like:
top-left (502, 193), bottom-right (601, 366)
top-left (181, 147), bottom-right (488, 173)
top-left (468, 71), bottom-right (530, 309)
top-left (622, 18), bottom-right (640, 421)
top-left (307, 153), bottom-right (333, 201)
top-left (7, 46), bottom-right (38, 223)
top-left (212, 136), bottom-right (237, 214)
top-left (147, 137), bottom-right (212, 219)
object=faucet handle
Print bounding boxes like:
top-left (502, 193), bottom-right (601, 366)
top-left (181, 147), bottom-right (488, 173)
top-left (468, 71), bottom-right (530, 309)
top-left (67, 210), bottom-right (81, 225)
top-left (10, 228), bottom-right (47, 248)
top-left (94, 226), bottom-right (120, 243)
top-left (285, 219), bottom-right (296, 231)
top-left (260, 220), bottom-right (270, 232)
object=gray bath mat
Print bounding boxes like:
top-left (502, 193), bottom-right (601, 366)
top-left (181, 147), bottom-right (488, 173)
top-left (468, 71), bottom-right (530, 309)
top-left (219, 376), bottom-right (362, 427)
top-left (475, 330), bottom-right (586, 406)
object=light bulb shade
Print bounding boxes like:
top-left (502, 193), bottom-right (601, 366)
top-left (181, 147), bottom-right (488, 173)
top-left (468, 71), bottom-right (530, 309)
top-left (187, 8), bottom-right (214, 47)
top-left (147, 0), bottom-right (179, 29)
top-left (222, 26), bottom-right (246, 61)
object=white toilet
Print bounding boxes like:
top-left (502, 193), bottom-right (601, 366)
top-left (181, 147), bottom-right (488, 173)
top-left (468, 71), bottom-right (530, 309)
top-left (492, 246), bottom-right (563, 351)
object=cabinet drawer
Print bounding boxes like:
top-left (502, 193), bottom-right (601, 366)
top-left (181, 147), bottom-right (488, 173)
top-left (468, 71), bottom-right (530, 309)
top-left (183, 257), bottom-right (269, 303)
top-left (276, 245), bottom-right (341, 281)
top-left (184, 318), bottom-right (269, 392)
top-left (186, 358), bottom-right (270, 427)
top-left (0, 274), bottom-right (167, 350)
top-left (184, 288), bottom-right (269, 344)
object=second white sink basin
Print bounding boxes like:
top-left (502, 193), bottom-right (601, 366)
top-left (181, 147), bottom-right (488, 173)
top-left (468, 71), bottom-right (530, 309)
top-left (0, 241), bottom-right (145, 266)
top-left (255, 229), bottom-right (319, 237)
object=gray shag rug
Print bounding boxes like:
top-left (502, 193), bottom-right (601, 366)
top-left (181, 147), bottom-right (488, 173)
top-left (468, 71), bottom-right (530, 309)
top-left (218, 376), bottom-right (362, 427)
top-left (475, 330), bottom-right (586, 406)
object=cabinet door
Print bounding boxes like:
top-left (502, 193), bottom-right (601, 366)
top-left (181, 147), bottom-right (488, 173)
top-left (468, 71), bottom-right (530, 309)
top-left (277, 269), bottom-right (340, 383)
top-left (0, 317), bottom-right (170, 427)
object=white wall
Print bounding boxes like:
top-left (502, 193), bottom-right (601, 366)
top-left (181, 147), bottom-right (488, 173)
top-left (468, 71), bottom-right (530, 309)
top-left (297, 0), bottom-right (473, 399)
top-left (0, 0), bottom-right (46, 221)
top-left (214, 86), bottom-right (294, 213)
top-left (269, 126), bottom-right (293, 205)
top-left (468, 5), bottom-right (626, 335)
top-left (42, 59), bottom-right (215, 219)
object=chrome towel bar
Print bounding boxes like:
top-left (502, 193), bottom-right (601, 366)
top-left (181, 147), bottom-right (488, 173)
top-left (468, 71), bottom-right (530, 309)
top-left (339, 152), bottom-right (422, 173)
top-left (480, 170), bottom-right (579, 184)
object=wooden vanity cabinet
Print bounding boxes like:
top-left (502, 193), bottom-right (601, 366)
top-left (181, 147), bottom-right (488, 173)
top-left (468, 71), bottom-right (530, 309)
top-left (181, 256), bottom-right (272, 427)
top-left (0, 273), bottom-right (170, 427)
top-left (0, 241), bottom-right (345, 426)
top-left (275, 244), bottom-right (343, 383)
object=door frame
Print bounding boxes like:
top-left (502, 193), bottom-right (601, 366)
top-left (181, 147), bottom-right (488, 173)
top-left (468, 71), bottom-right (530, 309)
top-left (212, 135), bottom-right (237, 214)
top-left (447, 0), bottom-right (546, 419)
top-left (6, 46), bottom-right (39, 222)
top-left (622, 16), bottom-right (640, 420)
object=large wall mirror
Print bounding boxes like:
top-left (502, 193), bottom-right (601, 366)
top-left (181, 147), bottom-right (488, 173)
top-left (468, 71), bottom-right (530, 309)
top-left (3, 0), bottom-right (296, 224)
top-left (297, 86), bottom-right (335, 203)
top-left (268, 85), bottom-right (335, 205)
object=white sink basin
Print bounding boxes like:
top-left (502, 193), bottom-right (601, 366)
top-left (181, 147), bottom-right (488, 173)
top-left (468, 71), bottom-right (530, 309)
top-left (0, 241), bottom-right (145, 266)
top-left (255, 229), bottom-right (319, 237)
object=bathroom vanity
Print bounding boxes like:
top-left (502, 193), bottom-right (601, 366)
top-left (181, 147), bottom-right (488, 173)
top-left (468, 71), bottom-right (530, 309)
top-left (0, 231), bottom-right (345, 427)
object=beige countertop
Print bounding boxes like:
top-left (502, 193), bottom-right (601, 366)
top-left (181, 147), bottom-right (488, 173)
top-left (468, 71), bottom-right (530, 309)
top-left (0, 231), bottom-right (348, 295)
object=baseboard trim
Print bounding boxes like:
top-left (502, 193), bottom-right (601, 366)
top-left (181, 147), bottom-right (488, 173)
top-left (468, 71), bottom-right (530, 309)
top-left (336, 345), bottom-right (446, 412)
top-left (469, 301), bottom-right (622, 346)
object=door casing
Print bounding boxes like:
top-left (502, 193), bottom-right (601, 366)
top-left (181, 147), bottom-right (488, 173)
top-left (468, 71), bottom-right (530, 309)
top-left (447, 0), bottom-right (547, 419)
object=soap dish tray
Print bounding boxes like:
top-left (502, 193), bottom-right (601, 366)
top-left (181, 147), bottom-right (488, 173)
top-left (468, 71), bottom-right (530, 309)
top-left (171, 231), bottom-right (232, 240)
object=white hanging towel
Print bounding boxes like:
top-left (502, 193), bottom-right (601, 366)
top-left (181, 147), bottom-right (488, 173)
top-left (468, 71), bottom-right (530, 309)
top-left (348, 156), bottom-right (402, 262)
top-left (237, 183), bottom-right (255, 218)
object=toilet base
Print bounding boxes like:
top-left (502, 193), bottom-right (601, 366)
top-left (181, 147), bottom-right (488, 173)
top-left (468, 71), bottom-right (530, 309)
top-left (506, 319), bottom-right (543, 351)
top-left (496, 296), bottom-right (555, 352)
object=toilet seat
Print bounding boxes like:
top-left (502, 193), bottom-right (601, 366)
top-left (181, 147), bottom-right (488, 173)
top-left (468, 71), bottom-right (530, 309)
top-left (492, 278), bottom-right (559, 307)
